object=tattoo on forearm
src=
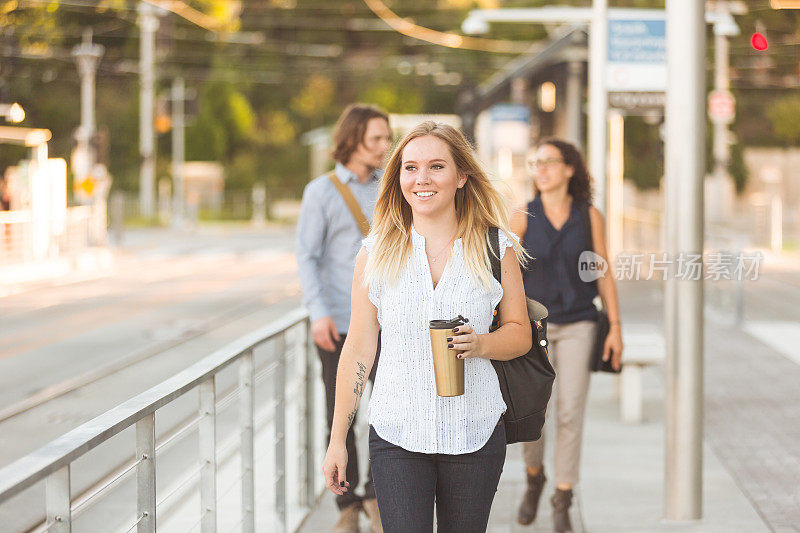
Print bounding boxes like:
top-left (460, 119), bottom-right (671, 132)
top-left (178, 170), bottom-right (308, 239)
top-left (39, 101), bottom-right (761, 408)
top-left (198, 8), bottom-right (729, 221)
top-left (346, 362), bottom-right (368, 429)
top-left (353, 362), bottom-right (366, 397)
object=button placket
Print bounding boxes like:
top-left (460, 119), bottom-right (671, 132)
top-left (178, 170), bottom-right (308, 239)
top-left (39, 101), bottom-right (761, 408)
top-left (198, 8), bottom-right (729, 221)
top-left (428, 274), bottom-right (438, 450)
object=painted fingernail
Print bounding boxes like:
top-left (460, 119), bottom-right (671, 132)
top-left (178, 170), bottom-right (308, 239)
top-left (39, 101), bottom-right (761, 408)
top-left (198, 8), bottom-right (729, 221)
top-left (446, 337), bottom-right (453, 342)
top-left (448, 344), bottom-right (454, 349)
top-left (340, 481), bottom-right (345, 487)
top-left (453, 328), bottom-right (459, 332)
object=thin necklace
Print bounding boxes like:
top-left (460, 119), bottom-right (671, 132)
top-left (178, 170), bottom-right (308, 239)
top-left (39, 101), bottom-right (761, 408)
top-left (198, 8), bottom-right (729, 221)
top-left (427, 231), bottom-right (457, 264)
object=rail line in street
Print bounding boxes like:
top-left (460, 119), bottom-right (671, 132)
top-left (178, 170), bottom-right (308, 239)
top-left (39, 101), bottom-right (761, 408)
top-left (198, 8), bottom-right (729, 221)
top-left (0, 285), bottom-right (299, 424)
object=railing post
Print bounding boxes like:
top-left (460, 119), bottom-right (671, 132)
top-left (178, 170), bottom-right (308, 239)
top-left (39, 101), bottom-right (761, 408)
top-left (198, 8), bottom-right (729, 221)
top-left (239, 350), bottom-right (255, 533)
top-left (136, 414), bottom-right (156, 533)
top-left (274, 333), bottom-right (287, 532)
top-left (45, 465), bottom-right (71, 533)
top-left (304, 319), bottom-right (317, 509)
top-left (199, 377), bottom-right (217, 532)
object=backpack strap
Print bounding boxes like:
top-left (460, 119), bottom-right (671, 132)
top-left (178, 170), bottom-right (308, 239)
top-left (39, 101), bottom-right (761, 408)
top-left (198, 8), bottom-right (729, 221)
top-left (488, 226), bottom-right (501, 283)
top-left (328, 172), bottom-right (370, 237)
top-left (581, 201), bottom-right (602, 298)
top-left (580, 201), bottom-right (593, 253)
top-left (488, 226), bottom-right (502, 331)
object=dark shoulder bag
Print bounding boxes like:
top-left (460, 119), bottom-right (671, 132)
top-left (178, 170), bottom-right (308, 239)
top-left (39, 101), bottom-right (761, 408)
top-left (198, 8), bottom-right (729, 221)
top-left (488, 227), bottom-right (556, 444)
top-left (580, 203), bottom-right (620, 373)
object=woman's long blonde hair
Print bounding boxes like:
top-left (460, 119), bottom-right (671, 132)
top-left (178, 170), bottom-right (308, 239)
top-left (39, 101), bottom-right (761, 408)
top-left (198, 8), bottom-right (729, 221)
top-left (363, 121), bottom-right (529, 289)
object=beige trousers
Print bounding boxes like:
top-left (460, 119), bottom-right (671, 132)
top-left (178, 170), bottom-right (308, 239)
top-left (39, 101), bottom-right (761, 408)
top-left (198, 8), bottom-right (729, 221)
top-left (522, 319), bottom-right (596, 486)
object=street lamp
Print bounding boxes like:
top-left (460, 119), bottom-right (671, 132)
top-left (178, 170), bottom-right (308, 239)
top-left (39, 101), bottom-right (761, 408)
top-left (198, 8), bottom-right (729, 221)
top-left (0, 103), bottom-right (25, 123)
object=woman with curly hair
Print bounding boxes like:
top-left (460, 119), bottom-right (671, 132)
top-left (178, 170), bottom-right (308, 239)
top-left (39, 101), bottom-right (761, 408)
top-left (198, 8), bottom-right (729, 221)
top-left (511, 139), bottom-right (624, 532)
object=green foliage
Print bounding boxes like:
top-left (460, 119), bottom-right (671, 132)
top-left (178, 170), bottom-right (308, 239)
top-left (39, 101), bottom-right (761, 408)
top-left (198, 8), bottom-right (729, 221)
top-left (261, 110), bottom-right (297, 147)
top-left (291, 75), bottom-right (336, 119)
top-left (185, 80), bottom-right (255, 161)
top-left (192, 0), bottom-right (242, 32)
top-left (623, 116), bottom-right (662, 190)
top-left (88, 80), bottom-right (139, 191)
top-left (704, 119), bottom-right (749, 194)
top-left (729, 140), bottom-right (748, 194)
top-left (186, 113), bottom-right (227, 163)
top-left (359, 83), bottom-right (424, 114)
top-left (767, 95), bottom-right (800, 146)
top-left (226, 151), bottom-right (259, 190)
top-left (228, 92), bottom-right (256, 140)
top-left (0, 1), bottom-right (59, 50)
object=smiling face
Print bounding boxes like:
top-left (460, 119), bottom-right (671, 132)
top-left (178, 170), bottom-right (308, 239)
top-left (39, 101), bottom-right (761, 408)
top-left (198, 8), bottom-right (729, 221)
top-left (528, 143), bottom-right (574, 194)
top-left (399, 135), bottom-right (467, 218)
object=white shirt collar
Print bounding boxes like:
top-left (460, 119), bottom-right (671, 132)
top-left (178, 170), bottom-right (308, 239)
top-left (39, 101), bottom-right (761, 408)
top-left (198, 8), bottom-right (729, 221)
top-left (410, 224), bottom-right (463, 248)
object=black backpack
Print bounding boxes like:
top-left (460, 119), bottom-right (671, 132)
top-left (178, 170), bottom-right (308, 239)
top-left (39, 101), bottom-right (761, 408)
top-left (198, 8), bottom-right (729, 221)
top-left (488, 227), bottom-right (556, 444)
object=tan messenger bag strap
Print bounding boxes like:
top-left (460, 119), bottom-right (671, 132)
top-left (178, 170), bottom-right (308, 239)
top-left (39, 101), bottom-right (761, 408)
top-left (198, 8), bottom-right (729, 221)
top-left (328, 171), bottom-right (370, 237)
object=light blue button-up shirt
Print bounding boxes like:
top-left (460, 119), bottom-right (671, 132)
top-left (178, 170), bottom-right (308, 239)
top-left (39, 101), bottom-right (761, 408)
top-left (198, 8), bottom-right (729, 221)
top-left (295, 162), bottom-right (382, 334)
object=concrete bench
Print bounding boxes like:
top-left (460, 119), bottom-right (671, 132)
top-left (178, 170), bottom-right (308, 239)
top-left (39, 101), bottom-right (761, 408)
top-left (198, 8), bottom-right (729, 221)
top-left (618, 326), bottom-right (665, 423)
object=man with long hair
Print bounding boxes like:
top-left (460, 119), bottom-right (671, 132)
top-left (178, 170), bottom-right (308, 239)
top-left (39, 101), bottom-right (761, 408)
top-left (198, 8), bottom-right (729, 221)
top-left (296, 103), bottom-right (392, 533)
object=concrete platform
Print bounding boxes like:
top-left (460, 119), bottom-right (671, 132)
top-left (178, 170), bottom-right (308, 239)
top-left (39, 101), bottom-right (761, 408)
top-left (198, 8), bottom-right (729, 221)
top-left (299, 345), bottom-right (767, 533)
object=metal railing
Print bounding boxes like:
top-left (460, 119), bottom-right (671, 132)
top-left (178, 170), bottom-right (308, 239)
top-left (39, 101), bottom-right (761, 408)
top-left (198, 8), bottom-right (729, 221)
top-left (0, 308), bottom-right (326, 532)
top-left (0, 206), bottom-right (95, 265)
top-left (0, 209), bottom-right (33, 264)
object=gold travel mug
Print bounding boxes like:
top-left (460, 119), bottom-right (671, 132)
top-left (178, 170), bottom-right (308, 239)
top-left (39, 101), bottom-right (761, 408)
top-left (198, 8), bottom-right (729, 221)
top-left (429, 315), bottom-right (469, 397)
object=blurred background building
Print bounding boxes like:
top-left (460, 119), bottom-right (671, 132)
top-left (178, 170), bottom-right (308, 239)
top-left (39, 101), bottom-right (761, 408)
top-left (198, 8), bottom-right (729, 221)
top-left (2, 1), bottom-right (799, 279)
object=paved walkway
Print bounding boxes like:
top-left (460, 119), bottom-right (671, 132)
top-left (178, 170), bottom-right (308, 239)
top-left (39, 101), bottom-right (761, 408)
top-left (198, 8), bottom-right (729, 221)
top-left (300, 279), bottom-right (800, 532)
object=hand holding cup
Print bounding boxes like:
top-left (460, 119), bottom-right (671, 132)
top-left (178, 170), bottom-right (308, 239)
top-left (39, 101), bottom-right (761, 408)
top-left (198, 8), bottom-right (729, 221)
top-left (447, 323), bottom-right (485, 359)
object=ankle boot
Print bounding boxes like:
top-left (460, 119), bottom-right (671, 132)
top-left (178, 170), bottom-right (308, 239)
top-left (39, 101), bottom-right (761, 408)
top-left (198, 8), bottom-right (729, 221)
top-left (517, 468), bottom-right (546, 525)
top-left (551, 488), bottom-right (573, 533)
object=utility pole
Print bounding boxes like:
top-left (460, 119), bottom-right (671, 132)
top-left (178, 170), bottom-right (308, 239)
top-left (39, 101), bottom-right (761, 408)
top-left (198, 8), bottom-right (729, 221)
top-left (171, 77), bottom-right (185, 228)
top-left (607, 109), bottom-right (624, 261)
top-left (708, 0), bottom-right (739, 222)
top-left (713, 0), bottom-right (732, 182)
top-left (71, 29), bottom-right (104, 186)
top-left (588, 0), bottom-right (608, 213)
top-left (72, 28), bottom-right (109, 245)
top-left (664, 0), bottom-right (706, 521)
top-left (138, 2), bottom-right (159, 219)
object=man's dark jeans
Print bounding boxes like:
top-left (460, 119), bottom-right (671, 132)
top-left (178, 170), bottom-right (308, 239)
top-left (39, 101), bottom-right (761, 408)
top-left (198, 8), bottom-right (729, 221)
top-left (317, 333), bottom-right (380, 510)
top-left (368, 420), bottom-right (506, 533)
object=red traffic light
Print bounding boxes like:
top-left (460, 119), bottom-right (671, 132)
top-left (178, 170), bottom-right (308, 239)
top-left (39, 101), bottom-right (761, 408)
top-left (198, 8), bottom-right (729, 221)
top-left (751, 32), bottom-right (769, 51)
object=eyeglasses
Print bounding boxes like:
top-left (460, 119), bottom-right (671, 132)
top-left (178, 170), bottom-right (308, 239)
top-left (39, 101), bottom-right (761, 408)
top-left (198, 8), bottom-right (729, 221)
top-left (527, 158), bottom-right (564, 170)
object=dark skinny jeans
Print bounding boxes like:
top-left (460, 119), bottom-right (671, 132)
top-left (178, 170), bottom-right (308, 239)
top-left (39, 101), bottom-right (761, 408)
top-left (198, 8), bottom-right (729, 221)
top-left (368, 420), bottom-right (506, 532)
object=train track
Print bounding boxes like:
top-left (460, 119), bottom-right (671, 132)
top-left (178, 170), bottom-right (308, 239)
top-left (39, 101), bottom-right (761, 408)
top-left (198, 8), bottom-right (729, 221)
top-left (0, 285), bottom-right (300, 424)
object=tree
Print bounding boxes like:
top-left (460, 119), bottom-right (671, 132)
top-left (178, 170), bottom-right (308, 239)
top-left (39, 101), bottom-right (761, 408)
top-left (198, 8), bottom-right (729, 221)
top-left (767, 95), bottom-right (800, 146)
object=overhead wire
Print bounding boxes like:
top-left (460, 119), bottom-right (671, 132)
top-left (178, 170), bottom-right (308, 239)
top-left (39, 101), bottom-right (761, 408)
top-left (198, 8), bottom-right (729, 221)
top-left (10, 2), bottom-right (792, 91)
top-left (3, 1), bottom-right (516, 85)
top-left (362, 0), bottom-right (529, 54)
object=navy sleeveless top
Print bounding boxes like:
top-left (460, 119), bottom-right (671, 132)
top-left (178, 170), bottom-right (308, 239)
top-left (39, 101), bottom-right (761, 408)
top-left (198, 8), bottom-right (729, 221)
top-left (521, 196), bottom-right (599, 324)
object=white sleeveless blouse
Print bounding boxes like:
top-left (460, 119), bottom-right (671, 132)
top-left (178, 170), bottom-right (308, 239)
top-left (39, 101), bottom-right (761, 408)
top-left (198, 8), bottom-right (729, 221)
top-left (363, 225), bottom-right (518, 454)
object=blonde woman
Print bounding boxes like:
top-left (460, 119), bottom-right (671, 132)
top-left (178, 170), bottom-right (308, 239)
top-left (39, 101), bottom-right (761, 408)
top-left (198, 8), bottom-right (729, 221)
top-left (322, 122), bottom-right (532, 532)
